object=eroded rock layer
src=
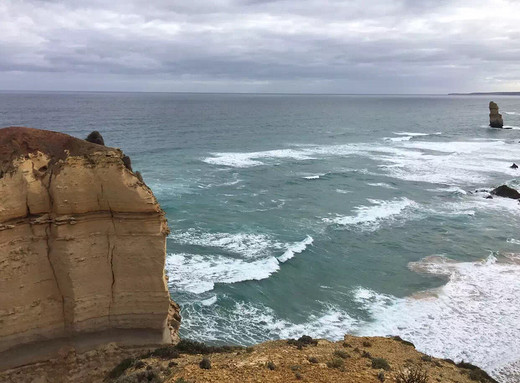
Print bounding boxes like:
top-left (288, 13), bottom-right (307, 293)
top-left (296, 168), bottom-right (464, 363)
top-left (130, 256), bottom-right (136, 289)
top-left (0, 127), bottom-right (179, 370)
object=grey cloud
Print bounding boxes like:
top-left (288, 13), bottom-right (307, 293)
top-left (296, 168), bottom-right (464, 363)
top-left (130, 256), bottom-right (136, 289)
top-left (0, 0), bottom-right (519, 93)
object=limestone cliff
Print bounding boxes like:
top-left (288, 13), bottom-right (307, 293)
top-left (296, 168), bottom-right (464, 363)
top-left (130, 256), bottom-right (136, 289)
top-left (0, 127), bottom-right (180, 371)
top-left (489, 101), bottom-right (504, 128)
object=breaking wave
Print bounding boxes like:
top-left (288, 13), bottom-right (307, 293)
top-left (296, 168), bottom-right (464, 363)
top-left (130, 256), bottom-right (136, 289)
top-left (166, 233), bottom-right (313, 293)
top-left (323, 197), bottom-right (417, 231)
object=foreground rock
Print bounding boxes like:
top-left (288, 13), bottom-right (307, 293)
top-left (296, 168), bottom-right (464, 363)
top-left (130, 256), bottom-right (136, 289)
top-left (100, 336), bottom-right (496, 383)
top-left (0, 127), bottom-right (180, 374)
top-left (0, 335), bottom-right (497, 383)
top-left (491, 184), bottom-right (520, 199)
top-left (489, 101), bottom-right (504, 128)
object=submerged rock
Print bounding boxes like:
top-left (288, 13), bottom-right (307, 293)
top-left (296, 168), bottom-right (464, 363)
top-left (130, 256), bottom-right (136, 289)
top-left (0, 127), bottom-right (180, 373)
top-left (491, 184), bottom-right (520, 199)
top-left (489, 101), bottom-right (504, 128)
top-left (85, 130), bottom-right (105, 145)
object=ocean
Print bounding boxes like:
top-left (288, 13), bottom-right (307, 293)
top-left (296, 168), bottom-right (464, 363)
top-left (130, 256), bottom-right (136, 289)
top-left (1, 92), bottom-right (520, 381)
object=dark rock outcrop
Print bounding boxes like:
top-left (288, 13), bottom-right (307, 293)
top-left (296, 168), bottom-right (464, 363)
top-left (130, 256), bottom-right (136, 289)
top-left (491, 185), bottom-right (520, 199)
top-left (86, 130), bottom-right (105, 145)
top-left (511, 163), bottom-right (518, 169)
top-left (122, 154), bottom-right (133, 171)
top-left (489, 101), bottom-right (504, 128)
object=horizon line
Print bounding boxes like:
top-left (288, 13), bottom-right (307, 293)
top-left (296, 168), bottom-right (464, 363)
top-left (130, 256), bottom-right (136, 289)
top-left (1, 90), bottom-right (520, 96)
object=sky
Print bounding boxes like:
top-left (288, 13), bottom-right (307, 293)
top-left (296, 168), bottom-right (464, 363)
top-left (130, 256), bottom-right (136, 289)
top-left (1, 0), bottom-right (520, 94)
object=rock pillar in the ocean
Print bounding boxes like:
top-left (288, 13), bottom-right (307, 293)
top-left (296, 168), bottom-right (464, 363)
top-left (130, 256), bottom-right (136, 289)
top-left (489, 101), bottom-right (504, 128)
top-left (0, 127), bottom-right (180, 370)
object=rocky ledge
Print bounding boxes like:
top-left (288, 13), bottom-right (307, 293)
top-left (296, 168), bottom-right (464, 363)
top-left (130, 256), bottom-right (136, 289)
top-left (101, 335), bottom-right (497, 383)
top-left (0, 127), bottom-right (180, 373)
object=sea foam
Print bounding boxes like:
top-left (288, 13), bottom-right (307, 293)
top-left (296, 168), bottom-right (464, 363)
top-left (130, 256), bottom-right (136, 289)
top-left (355, 255), bottom-right (520, 382)
top-left (203, 137), bottom-right (520, 185)
top-left (179, 299), bottom-right (358, 345)
top-left (323, 197), bottom-right (417, 231)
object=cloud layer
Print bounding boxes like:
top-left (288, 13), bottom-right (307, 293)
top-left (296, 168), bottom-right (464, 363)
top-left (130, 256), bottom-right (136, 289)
top-left (1, 0), bottom-right (519, 93)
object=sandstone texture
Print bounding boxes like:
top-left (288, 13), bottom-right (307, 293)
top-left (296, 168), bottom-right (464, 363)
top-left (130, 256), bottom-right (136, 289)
top-left (0, 127), bottom-right (180, 371)
top-left (489, 101), bottom-right (504, 128)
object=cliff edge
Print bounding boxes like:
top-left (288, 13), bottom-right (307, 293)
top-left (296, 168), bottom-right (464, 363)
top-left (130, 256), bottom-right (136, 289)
top-left (0, 127), bottom-right (180, 372)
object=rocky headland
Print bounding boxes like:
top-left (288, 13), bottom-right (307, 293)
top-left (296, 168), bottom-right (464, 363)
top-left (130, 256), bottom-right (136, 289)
top-left (0, 127), bottom-right (497, 383)
top-left (0, 127), bottom-right (180, 381)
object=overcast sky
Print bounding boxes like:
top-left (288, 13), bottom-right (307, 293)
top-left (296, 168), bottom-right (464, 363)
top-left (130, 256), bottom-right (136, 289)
top-left (1, 0), bottom-right (519, 93)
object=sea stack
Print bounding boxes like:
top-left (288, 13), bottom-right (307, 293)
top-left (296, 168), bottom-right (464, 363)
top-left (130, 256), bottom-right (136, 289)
top-left (0, 127), bottom-right (180, 372)
top-left (489, 101), bottom-right (504, 128)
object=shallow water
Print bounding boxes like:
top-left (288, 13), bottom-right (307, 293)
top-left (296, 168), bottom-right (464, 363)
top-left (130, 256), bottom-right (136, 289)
top-left (2, 92), bottom-right (520, 380)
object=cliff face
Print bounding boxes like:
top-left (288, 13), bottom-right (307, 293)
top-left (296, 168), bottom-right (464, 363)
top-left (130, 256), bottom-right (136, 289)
top-left (0, 127), bottom-right (180, 370)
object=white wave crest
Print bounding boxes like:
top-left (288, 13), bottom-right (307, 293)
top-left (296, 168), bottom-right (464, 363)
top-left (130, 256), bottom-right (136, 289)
top-left (166, 252), bottom-right (281, 294)
top-left (278, 236), bottom-right (314, 262)
top-left (323, 197), bottom-right (417, 231)
top-left (427, 186), bottom-right (467, 195)
top-left (367, 182), bottom-right (397, 189)
top-left (166, 233), bottom-right (313, 293)
top-left (386, 132), bottom-right (442, 141)
top-left (203, 149), bottom-right (315, 168)
top-left (303, 174), bottom-right (326, 180)
top-left (169, 230), bottom-right (283, 259)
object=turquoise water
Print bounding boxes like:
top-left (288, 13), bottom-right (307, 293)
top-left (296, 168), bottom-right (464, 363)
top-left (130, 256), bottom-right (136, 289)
top-left (2, 93), bottom-right (520, 380)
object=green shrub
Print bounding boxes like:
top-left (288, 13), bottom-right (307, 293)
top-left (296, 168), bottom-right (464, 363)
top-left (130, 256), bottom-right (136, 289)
top-left (457, 359), bottom-right (497, 382)
top-left (377, 371), bottom-right (385, 382)
top-left (152, 346), bottom-right (180, 359)
top-left (420, 355), bottom-right (432, 362)
top-left (333, 350), bottom-right (350, 359)
top-left (108, 358), bottom-right (134, 379)
top-left (287, 335), bottom-right (318, 349)
top-left (362, 340), bottom-right (372, 347)
top-left (372, 358), bottom-right (390, 371)
top-left (391, 336), bottom-right (415, 348)
top-left (267, 361), bottom-right (276, 370)
top-left (396, 366), bottom-right (429, 383)
top-left (307, 356), bottom-right (319, 364)
top-left (467, 368), bottom-right (498, 383)
top-left (199, 357), bottom-right (211, 370)
top-left (115, 368), bottom-right (162, 383)
top-left (326, 357), bottom-right (345, 369)
top-left (176, 339), bottom-right (242, 355)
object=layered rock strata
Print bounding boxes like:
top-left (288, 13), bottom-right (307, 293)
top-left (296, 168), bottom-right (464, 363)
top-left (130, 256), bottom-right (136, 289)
top-left (0, 127), bottom-right (180, 370)
top-left (489, 101), bottom-right (504, 128)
